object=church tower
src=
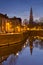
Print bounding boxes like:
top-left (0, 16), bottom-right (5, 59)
top-left (29, 7), bottom-right (33, 25)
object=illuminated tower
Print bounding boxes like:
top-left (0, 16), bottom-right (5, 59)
top-left (29, 8), bottom-right (33, 25)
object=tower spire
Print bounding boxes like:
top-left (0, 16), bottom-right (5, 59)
top-left (29, 7), bottom-right (33, 25)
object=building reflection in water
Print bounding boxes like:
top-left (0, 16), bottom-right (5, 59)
top-left (29, 37), bottom-right (34, 55)
top-left (0, 40), bottom-right (27, 63)
top-left (0, 36), bottom-right (43, 65)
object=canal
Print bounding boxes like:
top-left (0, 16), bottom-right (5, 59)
top-left (0, 35), bottom-right (43, 65)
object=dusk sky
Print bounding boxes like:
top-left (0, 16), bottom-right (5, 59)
top-left (0, 0), bottom-right (43, 20)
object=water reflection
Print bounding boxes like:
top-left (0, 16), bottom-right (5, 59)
top-left (0, 36), bottom-right (43, 65)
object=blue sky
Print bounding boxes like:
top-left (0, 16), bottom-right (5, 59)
top-left (0, 0), bottom-right (43, 20)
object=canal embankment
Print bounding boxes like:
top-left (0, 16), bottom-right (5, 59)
top-left (0, 31), bottom-right (28, 46)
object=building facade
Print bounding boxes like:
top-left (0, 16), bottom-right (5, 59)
top-left (0, 13), bottom-right (22, 33)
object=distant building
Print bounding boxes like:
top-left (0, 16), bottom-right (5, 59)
top-left (0, 13), bottom-right (8, 32)
top-left (29, 7), bottom-right (33, 24)
top-left (10, 17), bottom-right (22, 27)
top-left (0, 13), bottom-right (22, 33)
top-left (29, 8), bottom-right (37, 28)
top-left (23, 19), bottom-right (29, 25)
